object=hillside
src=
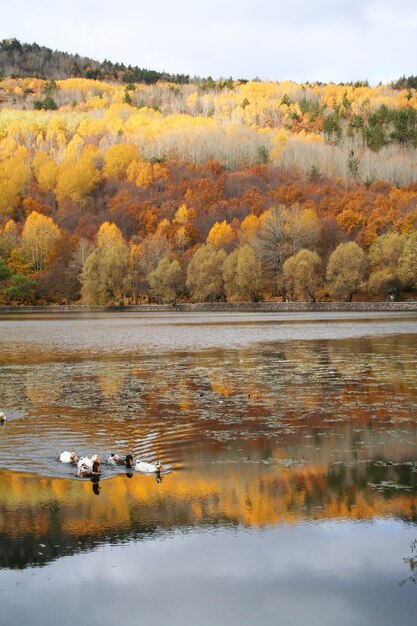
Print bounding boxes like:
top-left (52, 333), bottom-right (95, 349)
top-left (0, 41), bottom-right (417, 306)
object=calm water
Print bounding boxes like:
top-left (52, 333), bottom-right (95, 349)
top-left (1, 311), bottom-right (417, 625)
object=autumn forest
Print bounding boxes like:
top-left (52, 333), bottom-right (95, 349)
top-left (1, 38), bottom-right (417, 305)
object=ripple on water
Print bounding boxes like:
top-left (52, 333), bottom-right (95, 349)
top-left (0, 314), bottom-right (417, 483)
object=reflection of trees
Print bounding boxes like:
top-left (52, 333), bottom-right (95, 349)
top-left (98, 362), bottom-right (128, 398)
top-left (1, 458), bottom-right (417, 570)
top-left (328, 335), bottom-right (417, 394)
top-left (5, 335), bottom-right (417, 434)
top-left (2, 331), bottom-right (417, 569)
top-left (25, 367), bottom-right (60, 406)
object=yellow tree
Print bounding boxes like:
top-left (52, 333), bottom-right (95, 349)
top-left (103, 142), bottom-right (140, 179)
top-left (0, 149), bottom-right (31, 216)
top-left (284, 206), bottom-right (321, 254)
top-left (139, 232), bottom-right (172, 275)
top-left (0, 219), bottom-right (20, 259)
top-left (174, 203), bottom-right (195, 225)
top-left (223, 249), bottom-right (239, 298)
top-left (127, 159), bottom-right (167, 188)
top-left (128, 243), bottom-right (147, 303)
top-left (239, 214), bottom-right (262, 245)
top-left (207, 220), bottom-right (235, 249)
top-left (236, 245), bottom-right (263, 301)
top-left (399, 231), bottom-right (417, 289)
top-left (368, 233), bottom-right (406, 299)
top-left (33, 152), bottom-right (59, 206)
top-left (326, 242), bottom-right (368, 301)
top-left (148, 257), bottom-right (184, 303)
top-left (223, 245), bottom-right (263, 301)
top-left (81, 222), bottom-right (130, 305)
top-left (186, 244), bottom-right (227, 301)
top-left (283, 249), bottom-right (322, 302)
top-left (21, 211), bottom-right (61, 271)
top-left (55, 153), bottom-right (100, 204)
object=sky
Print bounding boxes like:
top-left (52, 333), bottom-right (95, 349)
top-left (2, 0), bottom-right (417, 84)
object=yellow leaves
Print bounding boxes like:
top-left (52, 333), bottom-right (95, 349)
top-left (126, 159), bottom-right (167, 188)
top-left (175, 225), bottom-right (190, 250)
top-left (174, 203), bottom-right (195, 225)
top-left (32, 152), bottom-right (59, 193)
top-left (37, 160), bottom-right (59, 194)
top-left (270, 128), bottom-right (287, 162)
top-left (56, 78), bottom-right (113, 95)
top-left (240, 214), bottom-right (261, 244)
top-left (103, 142), bottom-right (140, 179)
top-left (0, 218), bottom-right (19, 257)
top-left (0, 147), bottom-right (31, 215)
top-left (206, 220), bottom-right (235, 249)
top-left (65, 133), bottom-right (84, 159)
top-left (82, 221), bottom-right (130, 305)
top-left (0, 136), bottom-right (18, 159)
top-left (96, 221), bottom-right (125, 248)
top-left (140, 162), bottom-right (161, 186)
top-left (21, 211), bottom-right (61, 271)
top-left (186, 91), bottom-right (199, 112)
top-left (77, 117), bottom-right (103, 138)
top-left (127, 160), bottom-right (153, 187)
top-left (55, 149), bottom-right (100, 204)
top-left (129, 242), bottom-right (144, 264)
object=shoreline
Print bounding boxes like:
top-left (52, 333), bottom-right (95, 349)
top-left (1, 301), bottom-right (417, 314)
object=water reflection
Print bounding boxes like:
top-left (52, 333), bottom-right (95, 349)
top-left (1, 451), bottom-right (417, 571)
top-left (1, 313), bottom-right (417, 623)
top-left (1, 331), bottom-right (417, 478)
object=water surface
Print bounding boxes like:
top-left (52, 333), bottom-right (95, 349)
top-left (1, 312), bottom-right (417, 625)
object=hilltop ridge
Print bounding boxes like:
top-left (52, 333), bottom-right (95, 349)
top-left (0, 37), bottom-right (190, 84)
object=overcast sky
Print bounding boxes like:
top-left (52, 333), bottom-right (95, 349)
top-left (2, 0), bottom-right (417, 83)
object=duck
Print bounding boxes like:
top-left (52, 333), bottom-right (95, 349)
top-left (107, 453), bottom-right (134, 468)
top-left (59, 451), bottom-right (78, 464)
top-left (77, 460), bottom-right (101, 478)
top-left (135, 459), bottom-right (162, 473)
top-left (77, 454), bottom-right (100, 470)
top-left (0, 411), bottom-right (6, 423)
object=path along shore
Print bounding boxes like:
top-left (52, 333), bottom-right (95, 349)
top-left (1, 301), bottom-right (417, 314)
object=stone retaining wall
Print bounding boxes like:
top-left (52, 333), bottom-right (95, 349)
top-left (1, 301), bottom-right (417, 314)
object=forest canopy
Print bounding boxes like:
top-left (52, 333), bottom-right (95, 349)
top-left (1, 39), bottom-right (417, 305)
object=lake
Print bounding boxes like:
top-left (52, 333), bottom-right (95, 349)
top-left (1, 311), bottom-right (417, 625)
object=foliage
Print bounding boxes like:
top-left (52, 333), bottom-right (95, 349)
top-left (0, 54), bottom-right (417, 304)
top-left (223, 245), bottom-right (263, 301)
top-left (3, 272), bottom-right (36, 303)
top-left (368, 233), bottom-right (406, 299)
top-left (0, 257), bottom-right (11, 281)
top-left (326, 242), bottom-right (368, 301)
top-left (148, 257), bottom-right (184, 303)
top-left (81, 222), bottom-right (129, 305)
top-left (21, 211), bottom-right (61, 271)
top-left (399, 231), bottom-right (417, 288)
top-left (283, 249), bottom-right (322, 301)
top-left (0, 38), bottom-right (190, 84)
top-left (207, 220), bottom-right (235, 249)
top-left (186, 244), bottom-right (227, 302)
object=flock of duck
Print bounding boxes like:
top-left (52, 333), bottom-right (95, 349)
top-left (59, 451), bottom-right (162, 478)
top-left (2, 413), bottom-right (163, 480)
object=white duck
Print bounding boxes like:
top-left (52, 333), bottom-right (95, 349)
top-left (77, 460), bottom-right (101, 478)
top-left (135, 459), bottom-right (162, 473)
top-left (77, 454), bottom-right (100, 470)
top-left (59, 451), bottom-right (78, 464)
